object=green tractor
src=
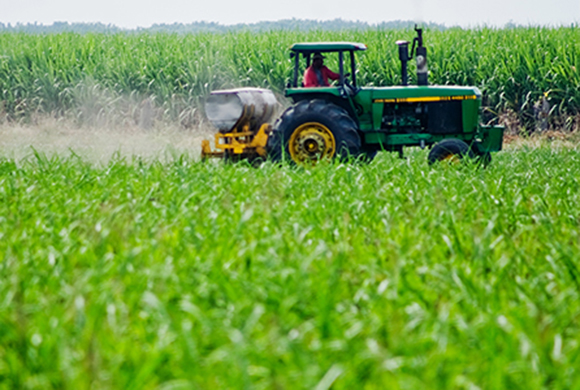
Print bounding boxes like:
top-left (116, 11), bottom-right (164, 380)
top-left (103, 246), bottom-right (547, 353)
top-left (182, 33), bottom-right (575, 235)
top-left (202, 27), bottom-right (504, 165)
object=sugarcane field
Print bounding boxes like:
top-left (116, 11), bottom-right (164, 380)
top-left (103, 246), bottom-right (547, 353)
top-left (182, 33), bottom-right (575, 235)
top-left (1, 22), bottom-right (580, 389)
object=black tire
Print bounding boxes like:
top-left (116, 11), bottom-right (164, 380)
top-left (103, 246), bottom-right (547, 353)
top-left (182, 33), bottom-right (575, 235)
top-left (267, 99), bottom-right (361, 164)
top-left (428, 138), bottom-right (475, 165)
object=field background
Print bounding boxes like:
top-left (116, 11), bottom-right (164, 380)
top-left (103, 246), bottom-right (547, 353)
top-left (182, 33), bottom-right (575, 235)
top-left (1, 27), bottom-right (579, 131)
top-left (1, 27), bottom-right (580, 389)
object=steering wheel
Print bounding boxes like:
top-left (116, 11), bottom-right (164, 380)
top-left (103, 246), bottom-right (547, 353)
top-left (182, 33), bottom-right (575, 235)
top-left (342, 73), bottom-right (356, 95)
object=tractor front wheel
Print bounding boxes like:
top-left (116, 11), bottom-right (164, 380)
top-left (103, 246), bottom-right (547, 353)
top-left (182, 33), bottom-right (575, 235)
top-left (428, 138), bottom-right (475, 165)
top-left (267, 100), bottom-right (361, 165)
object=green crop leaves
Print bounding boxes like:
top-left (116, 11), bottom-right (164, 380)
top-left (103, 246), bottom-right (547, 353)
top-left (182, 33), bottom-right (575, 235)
top-left (1, 27), bottom-right (579, 127)
top-left (1, 148), bottom-right (580, 388)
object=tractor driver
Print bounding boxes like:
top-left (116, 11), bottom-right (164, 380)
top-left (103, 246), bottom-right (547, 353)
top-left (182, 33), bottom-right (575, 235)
top-left (303, 52), bottom-right (340, 87)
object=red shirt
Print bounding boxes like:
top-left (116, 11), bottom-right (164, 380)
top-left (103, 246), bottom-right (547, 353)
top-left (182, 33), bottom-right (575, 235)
top-left (303, 65), bottom-right (340, 87)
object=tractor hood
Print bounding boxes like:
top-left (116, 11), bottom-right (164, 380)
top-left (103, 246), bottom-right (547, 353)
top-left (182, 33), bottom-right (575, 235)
top-left (285, 85), bottom-right (482, 101)
top-left (368, 85), bottom-right (482, 102)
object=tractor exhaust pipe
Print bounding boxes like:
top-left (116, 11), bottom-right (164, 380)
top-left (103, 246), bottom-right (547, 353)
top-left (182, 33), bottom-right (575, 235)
top-left (396, 25), bottom-right (428, 86)
top-left (412, 25), bottom-right (428, 86)
top-left (396, 40), bottom-right (410, 86)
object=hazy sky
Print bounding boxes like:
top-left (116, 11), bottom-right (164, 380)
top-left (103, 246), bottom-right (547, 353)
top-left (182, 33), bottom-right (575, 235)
top-left (2, 0), bottom-right (579, 28)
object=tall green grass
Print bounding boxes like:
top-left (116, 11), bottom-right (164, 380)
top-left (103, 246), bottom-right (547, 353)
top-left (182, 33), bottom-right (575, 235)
top-left (1, 148), bottom-right (580, 388)
top-left (0, 27), bottom-right (579, 127)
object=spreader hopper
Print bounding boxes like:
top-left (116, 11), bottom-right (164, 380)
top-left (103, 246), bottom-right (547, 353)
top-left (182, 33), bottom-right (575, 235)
top-left (202, 88), bottom-right (278, 161)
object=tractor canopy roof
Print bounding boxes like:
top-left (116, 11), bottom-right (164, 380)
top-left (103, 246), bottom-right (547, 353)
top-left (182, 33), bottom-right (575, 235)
top-left (290, 42), bottom-right (367, 53)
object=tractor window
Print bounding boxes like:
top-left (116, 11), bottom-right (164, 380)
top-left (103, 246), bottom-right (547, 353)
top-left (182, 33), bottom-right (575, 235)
top-left (291, 50), bottom-right (356, 88)
top-left (304, 52), bottom-right (340, 88)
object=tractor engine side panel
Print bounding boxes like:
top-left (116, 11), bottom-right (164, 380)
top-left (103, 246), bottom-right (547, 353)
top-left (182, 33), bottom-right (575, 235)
top-left (381, 103), bottom-right (424, 131)
top-left (380, 101), bottom-right (463, 134)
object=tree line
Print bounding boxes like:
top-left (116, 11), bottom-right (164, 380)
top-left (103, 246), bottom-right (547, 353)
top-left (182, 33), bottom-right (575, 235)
top-left (0, 19), bottom-right (447, 34)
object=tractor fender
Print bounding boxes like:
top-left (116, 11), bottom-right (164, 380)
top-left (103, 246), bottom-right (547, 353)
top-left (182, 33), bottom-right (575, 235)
top-left (288, 92), bottom-right (358, 125)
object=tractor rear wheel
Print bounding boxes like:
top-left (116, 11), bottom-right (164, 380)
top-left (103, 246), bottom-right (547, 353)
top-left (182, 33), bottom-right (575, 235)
top-left (267, 100), bottom-right (361, 165)
top-left (428, 138), bottom-right (475, 165)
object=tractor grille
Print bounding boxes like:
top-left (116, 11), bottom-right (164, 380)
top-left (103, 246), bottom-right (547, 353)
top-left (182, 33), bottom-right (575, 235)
top-left (426, 101), bottom-right (463, 134)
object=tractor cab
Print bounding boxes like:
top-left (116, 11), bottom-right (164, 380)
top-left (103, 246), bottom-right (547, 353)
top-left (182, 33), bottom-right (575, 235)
top-left (286, 42), bottom-right (367, 120)
top-left (287, 42), bottom-right (367, 90)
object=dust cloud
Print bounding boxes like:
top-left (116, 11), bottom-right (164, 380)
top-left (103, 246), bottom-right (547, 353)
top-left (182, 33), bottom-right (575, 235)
top-left (0, 81), bottom-right (219, 164)
top-left (0, 81), bottom-right (288, 164)
top-left (0, 116), bottom-right (214, 164)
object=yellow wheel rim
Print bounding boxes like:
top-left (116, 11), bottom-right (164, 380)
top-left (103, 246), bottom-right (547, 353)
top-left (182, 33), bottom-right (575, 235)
top-left (288, 122), bottom-right (336, 165)
top-left (441, 153), bottom-right (461, 164)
